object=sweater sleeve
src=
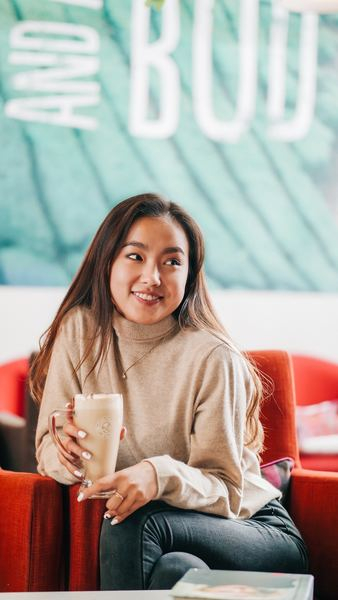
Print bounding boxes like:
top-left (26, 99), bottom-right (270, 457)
top-left (146, 345), bottom-right (252, 518)
top-left (35, 313), bottom-right (82, 485)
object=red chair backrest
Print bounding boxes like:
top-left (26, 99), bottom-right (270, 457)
top-left (292, 354), bottom-right (338, 406)
top-left (248, 350), bottom-right (300, 467)
top-left (0, 358), bottom-right (29, 417)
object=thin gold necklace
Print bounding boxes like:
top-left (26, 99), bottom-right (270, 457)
top-left (113, 325), bottom-right (176, 379)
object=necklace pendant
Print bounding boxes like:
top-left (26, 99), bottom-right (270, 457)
top-left (118, 329), bottom-right (173, 381)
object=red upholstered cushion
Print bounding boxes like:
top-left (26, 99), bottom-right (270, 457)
top-left (0, 359), bottom-right (29, 417)
top-left (0, 470), bottom-right (64, 592)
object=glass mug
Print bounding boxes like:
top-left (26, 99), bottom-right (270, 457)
top-left (49, 393), bottom-right (123, 498)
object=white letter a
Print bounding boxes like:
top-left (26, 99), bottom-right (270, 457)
top-left (5, 95), bottom-right (99, 130)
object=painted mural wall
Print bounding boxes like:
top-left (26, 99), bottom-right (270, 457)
top-left (1, 0), bottom-right (338, 291)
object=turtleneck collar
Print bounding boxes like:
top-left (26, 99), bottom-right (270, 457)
top-left (113, 310), bottom-right (178, 341)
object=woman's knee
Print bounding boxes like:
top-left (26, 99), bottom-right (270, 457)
top-left (100, 503), bottom-right (178, 590)
top-left (147, 552), bottom-right (209, 590)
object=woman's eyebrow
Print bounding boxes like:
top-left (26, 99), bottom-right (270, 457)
top-left (162, 246), bottom-right (185, 255)
top-left (122, 241), bottom-right (185, 255)
top-left (122, 241), bottom-right (147, 249)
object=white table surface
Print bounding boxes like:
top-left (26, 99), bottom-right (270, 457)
top-left (0, 592), bottom-right (172, 599)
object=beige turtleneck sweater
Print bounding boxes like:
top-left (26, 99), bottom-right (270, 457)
top-left (36, 306), bottom-right (280, 519)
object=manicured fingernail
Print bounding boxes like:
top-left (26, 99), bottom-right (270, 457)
top-left (78, 430), bottom-right (87, 439)
top-left (82, 451), bottom-right (91, 460)
top-left (103, 511), bottom-right (112, 520)
top-left (74, 470), bottom-right (83, 478)
top-left (110, 517), bottom-right (119, 526)
top-left (77, 492), bottom-right (84, 502)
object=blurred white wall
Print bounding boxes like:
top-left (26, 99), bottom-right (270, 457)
top-left (0, 285), bottom-right (337, 363)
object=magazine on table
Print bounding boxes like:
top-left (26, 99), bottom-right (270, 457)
top-left (170, 569), bottom-right (314, 600)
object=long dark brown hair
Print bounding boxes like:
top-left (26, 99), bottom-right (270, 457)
top-left (30, 193), bottom-right (264, 451)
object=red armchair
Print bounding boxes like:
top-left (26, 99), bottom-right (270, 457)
top-left (0, 350), bottom-right (338, 600)
top-left (292, 355), bottom-right (338, 472)
top-left (66, 351), bottom-right (338, 600)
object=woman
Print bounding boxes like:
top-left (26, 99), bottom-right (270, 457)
top-left (31, 193), bottom-right (308, 590)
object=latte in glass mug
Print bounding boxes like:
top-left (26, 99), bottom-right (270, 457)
top-left (73, 393), bottom-right (123, 484)
top-left (49, 393), bottom-right (123, 495)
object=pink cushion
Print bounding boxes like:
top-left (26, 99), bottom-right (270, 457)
top-left (260, 457), bottom-right (294, 501)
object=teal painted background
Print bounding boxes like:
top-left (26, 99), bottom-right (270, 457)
top-left (1, 0), bottom-right (338, 290)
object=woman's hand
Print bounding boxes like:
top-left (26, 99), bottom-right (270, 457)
top-left (57, 407), bottom-right (126, 479)
top-left (57, 409), bottom-right (91, 479)
top-left (77, 461), bottom-right (158, 524)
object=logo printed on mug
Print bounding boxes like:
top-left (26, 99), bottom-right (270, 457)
top-left (96, 416), bottom-right (114, 438)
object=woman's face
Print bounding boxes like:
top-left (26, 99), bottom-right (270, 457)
top-left (110, 216), bottom-right (190, 324)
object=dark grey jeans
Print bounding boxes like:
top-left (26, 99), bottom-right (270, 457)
top-left (100, 499), bottom-right (308, 590)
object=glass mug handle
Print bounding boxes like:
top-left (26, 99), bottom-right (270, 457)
top-left (48, 406), bottom-right (75, 461)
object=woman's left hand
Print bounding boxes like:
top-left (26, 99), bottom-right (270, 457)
top-left (77, 461), bottom-right (158, 524)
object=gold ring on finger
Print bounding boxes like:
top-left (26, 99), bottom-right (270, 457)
top-left (113, 490), bottom-right (125, 502)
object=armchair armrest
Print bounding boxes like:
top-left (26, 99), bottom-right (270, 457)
top-left (0, 470), bottom-right (65, 592)
top-left (289, 467), bottom-right (338, 600)
top-left (68, 483), bottom-right (106, 591)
